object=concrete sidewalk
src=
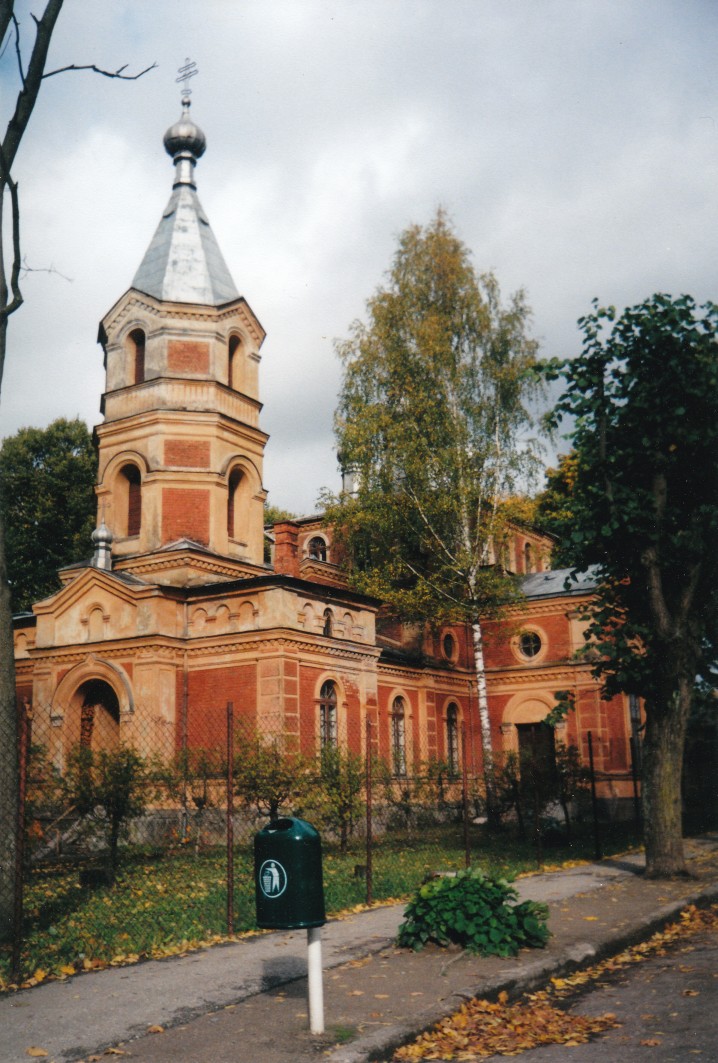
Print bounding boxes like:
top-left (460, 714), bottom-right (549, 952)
top-left (2, 836), bottom-right (717, 1063)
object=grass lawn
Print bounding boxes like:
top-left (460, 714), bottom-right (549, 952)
top-left (1, 821), bottom-right (641, 990)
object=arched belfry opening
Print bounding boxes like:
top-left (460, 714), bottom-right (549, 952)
top-left (117, 463), bottom-right (142, 538)
top-left (228, 335), bottom-right (241, 390)
top-left (128, 328), bottom-right (146, 385)
top-left (227, 467), bottom-right (244, 540)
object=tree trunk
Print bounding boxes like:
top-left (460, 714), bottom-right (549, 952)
top-left (642, 674), bottom-right (693, 877)
top-left (470, 619), bottom-right (499, 828)
top-left (0, 326), bottom-right (19, 942)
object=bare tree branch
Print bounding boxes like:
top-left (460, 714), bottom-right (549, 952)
top-left (11, 13), bottom-right (24, 86)
top-left (20, 258), bottom-right (72, 283)
top-left (0, 163), bottom-right (24, 325)
top-left (42, 60), bottom-right (157, 80)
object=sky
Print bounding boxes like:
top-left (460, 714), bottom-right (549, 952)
top-left (1, 0), bottom-right (716, 516)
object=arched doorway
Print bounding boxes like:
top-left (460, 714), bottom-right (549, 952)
top-left (74, 679), bottom-right (121, 751)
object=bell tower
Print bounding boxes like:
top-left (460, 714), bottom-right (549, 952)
top-left (95, 94), bottom-right (268, 585)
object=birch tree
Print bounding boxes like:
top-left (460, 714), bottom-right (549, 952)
top-left (326, 211), bottom-right (541, 823)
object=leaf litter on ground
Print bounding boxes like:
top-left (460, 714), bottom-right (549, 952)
top-left (393, 903), bottom-right (718, 1060)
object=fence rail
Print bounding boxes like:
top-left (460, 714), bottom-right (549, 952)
top-left (1, 700), bottom-right (643, 987)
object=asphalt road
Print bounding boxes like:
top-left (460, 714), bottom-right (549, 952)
top-left (477, 924), bottom-right (718, 1062)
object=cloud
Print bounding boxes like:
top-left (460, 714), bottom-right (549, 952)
top-left (1, 0), bottom-right (716, 515)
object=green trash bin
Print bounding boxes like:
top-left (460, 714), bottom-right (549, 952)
top-left (254, 816), bottom-right (326, 929)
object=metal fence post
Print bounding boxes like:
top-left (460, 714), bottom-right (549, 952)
top-left (226, 701), bottom-right (234, 935)
top-left (461, 722), bottom-right (470, 868)
top-left (365, 718), bottom-right (373, 906)
top-left (587, 731), bottom-right (602, 861)
top-left (629, 736), bottom-right (642, 832)
top-left (11, 701), bottom-right (30, 982)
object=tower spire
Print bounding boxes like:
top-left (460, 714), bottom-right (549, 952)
top-left (131, 64), bottom-right (239, 306)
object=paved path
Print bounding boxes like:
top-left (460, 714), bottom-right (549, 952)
top-left (1, 838), bottom-right (716, 1063)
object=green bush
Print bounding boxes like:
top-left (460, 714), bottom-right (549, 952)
top-left (396, 867), bottom-right (549, 956)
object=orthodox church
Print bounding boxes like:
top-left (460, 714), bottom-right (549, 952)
top-left (12, 98), bottom-right (638, 809)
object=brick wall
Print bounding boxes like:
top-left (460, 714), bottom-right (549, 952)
top-left (162, 488), bottom-right (210, 545)
top-left (184, 663), bottom-right (257, 748)
top-left (167, 340), bottom-right (210, 374)
top-left (164, 440), bottom-right (211, 468)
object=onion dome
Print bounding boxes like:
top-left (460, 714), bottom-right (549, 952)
top-left (91, 521), bottom-right (113, 571)
top-left (163, 94), bottom-right (207, 162)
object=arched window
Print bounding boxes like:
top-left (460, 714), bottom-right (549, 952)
top-left (319, 680), bottom-right (337, 747)
top-left (129, 328), bottom-right (145, 385)
top-left (117, 463), bottom-right (142, 537)
top-left (446, 703), bottom-right (460, 776)
top-left (322, 608), bottom-right (333, 637)
top-left (228, 335), bottom-right (241, 390)
top-left (524, 542), bottom-right (533, 574)
top-left (391, 696), bottom-right (407, 777)
top-left (308, 536), bottom-right (327, 562)
top-left (227, 467), bottom-right (243, 539)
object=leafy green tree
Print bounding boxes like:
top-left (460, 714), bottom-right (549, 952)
top-left (264, 504), bottom-right (297, 526)
top-left (325, 211), bottom-right (541, 824)
top-left (0, 418), bottom-right (96, 610)
top-left (156, 746), bottom-right (219, 850)
top-left (233, 734), bottom-right (310, 822)
top-left (64, 745), bottom-right (153, 875)
top-left (533, 452), bottom-right (579, 566)
top-left (553, 743), bottom-right (590, 840)
top-left (543, 294), bottom-right (718, 876)
top-left (309, 745), bottom-right (365, 852)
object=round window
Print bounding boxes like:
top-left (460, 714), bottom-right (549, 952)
top-left (518, 631), bottom-right (542, 659)
top-left (442, 633), bottom-right (456, 660)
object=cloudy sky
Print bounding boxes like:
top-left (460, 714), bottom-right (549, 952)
top-left (1, 1), bottom-right (716, 515)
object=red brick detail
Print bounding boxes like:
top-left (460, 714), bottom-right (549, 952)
top-left (167, 339), bottom-right (210, 374)
top-left (273, 521), bottom-right (300, 577)
top-left (184, 664), bottom-right (257, 748)
top-left (164, 440), bottom-right (211, 468)
top-left (162, 488), bottom-right (210, 545)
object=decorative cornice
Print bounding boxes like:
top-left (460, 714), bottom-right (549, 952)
top-left (185, 631), bottom-right (380, 664)
top-left (487, 665), bottom-right (598, 692)
top-left (103, 293), bottom-right (264, 347)
top-left (26, 640), bottom-right (184, 668)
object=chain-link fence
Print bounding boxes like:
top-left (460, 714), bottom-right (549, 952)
top-left (2, 699), bottom-right (646, 987)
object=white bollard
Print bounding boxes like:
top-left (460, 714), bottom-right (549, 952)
top-left (307, 926), bottom-right (324, 1034)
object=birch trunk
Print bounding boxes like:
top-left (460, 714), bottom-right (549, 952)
top-left (470, 618), bottom-right (499, 827)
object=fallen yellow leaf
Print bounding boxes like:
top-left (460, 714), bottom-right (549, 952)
top-left (147, 1025), bottom-right (165, 1034)
top-left (26, 1050), bottom-right (49, 1059)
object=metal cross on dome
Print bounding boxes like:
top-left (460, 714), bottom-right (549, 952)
top-left (176, 58), bottom-right (198, 98)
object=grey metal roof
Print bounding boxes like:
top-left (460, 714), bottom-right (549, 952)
top-left (521, 566), bottom-right (599, 600)
top-left (131, 183), bottom-right (239, 305)
top-left (131, 99), bottom-right (239, 306)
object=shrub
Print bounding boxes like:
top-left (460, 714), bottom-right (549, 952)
top-left (64, 745), bottom-right (154, 874)
top-left (397, 866), bottom-right (549, 956)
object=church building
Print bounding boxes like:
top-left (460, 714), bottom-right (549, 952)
top-left (12, 98), bottom-right (639, 811)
